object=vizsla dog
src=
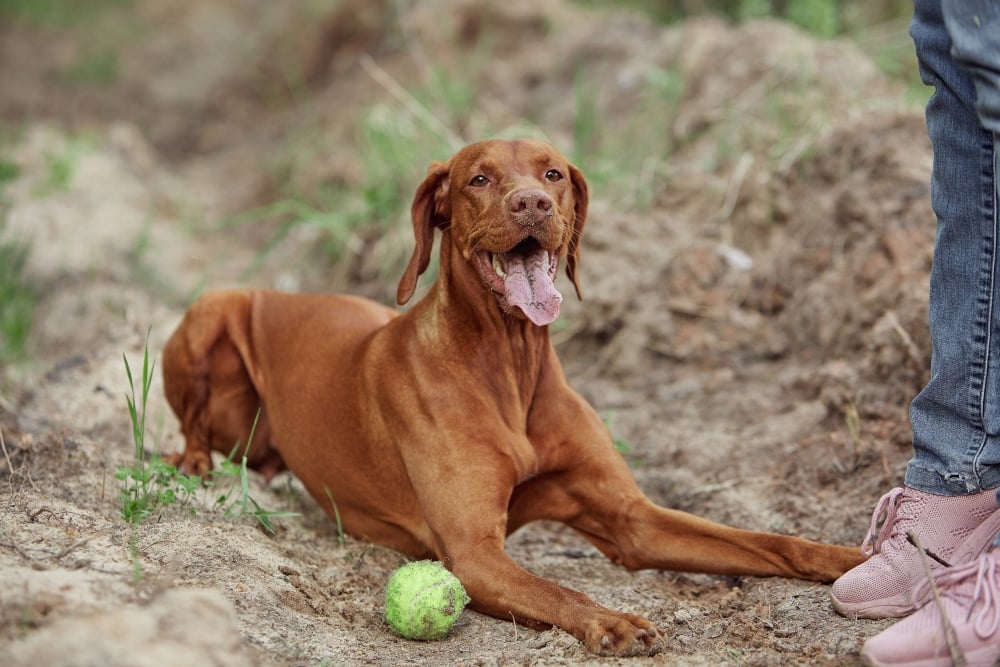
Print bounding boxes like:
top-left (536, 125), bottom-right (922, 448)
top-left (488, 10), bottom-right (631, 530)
top-left (162, 138), bottom-right (864, 656)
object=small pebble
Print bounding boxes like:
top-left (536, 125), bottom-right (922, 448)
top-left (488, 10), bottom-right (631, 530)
top-left (673, 609), bottom-right (695, 623)
top-left (704, 623), bottom-right (725, 639)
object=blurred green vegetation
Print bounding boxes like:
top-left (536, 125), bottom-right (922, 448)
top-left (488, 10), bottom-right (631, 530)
top-left (0, 150), bottom-right (35, 364)
top-left (0, 0), bottom-right (135, 89)
top-left (580, 0), bottom-right (921, 95)
top-left (576, 0), bottom-right (912, 36)
top-left (234, 0), bottom-right (921, 297)
top-left (0, 0), bottom-right (131, 25)
top-left (0, 0), bottom-right (922, 317)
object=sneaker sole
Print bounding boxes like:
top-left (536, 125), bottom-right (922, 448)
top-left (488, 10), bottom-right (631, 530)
top-left (831, 588), bottom-right (928, 620)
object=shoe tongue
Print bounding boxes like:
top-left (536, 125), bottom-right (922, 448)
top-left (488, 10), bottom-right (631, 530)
top-left (503, 248), bottom-right (562, 326)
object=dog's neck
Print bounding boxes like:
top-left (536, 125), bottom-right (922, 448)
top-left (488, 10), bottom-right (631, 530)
top-left (410, 230), bottom-right (554, 397)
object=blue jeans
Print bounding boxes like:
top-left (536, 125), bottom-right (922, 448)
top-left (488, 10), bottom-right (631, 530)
top-left (907, 0), bottom-right (1000, 495)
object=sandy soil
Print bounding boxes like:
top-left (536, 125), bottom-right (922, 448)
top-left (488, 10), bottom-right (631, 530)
top-left (0, 1), bottom-right (930, 664)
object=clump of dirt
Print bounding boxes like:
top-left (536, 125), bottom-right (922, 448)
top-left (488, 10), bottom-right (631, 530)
top-left (1, 0), bottom-right (928, 664)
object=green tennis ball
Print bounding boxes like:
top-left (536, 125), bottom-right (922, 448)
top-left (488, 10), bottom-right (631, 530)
top-left (384, 560), bottom-right (470, 640)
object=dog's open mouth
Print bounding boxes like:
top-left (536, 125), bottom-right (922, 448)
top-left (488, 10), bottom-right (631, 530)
top-left (476, 238), bottom-right (562, 326)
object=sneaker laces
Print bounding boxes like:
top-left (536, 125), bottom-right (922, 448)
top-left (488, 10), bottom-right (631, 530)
top-left (862, 488), bottom-right (912, 557)
top-left (916, 553), bottom-right (1000, 640)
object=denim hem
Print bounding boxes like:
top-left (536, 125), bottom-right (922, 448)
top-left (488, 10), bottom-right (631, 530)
top-left (905, 458), bottom-right (1000, 495)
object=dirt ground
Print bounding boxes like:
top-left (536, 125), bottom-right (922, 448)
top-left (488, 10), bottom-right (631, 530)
top-left (0, 1), bottom-right (932, 664)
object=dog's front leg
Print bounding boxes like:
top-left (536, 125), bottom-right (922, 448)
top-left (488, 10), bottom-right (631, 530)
top-left (513, 468), bottom-right (863, 581)
top-left (516, 388), bottom-right (865, 582)
top-left (402, 445), bottom-right (662, 656)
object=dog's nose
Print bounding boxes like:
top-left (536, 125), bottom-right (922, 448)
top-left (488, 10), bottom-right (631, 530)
top-left (508, 189), bottom-right (554, 226)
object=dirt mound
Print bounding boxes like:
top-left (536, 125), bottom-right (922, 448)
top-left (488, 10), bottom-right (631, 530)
top-left (4, 589), bottom-right (253, 667)
top-left (1, 0), bottom-right (926, 664)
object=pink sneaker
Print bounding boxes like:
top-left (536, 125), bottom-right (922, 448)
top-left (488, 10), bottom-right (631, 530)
top-left (861, 550), bottom-right (1000, 667)
top-left (831, 487), bottom-right (1000, 619)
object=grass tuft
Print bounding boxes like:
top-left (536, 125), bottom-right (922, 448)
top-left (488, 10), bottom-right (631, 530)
top-left (210, 410), bottom-right (300, 534)
top-left (323, 486), bottom-right (346, 548)
top-left (117, 333), bottom-right (298, 537)
top-left (117, 329), bottom-right (176, 524)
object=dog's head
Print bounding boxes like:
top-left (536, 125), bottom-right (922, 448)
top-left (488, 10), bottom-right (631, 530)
top-left (397, 139), bottom-right (589, 326)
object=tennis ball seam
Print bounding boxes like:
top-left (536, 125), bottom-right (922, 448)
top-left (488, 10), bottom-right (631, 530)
top-left (405, 579), bottom-right (463, 618)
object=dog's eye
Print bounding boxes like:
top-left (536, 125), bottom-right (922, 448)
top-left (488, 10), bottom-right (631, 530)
top-left (469, 175), bottom-right (490, 187)
top-left (544, 169), bottom-right (563, 182)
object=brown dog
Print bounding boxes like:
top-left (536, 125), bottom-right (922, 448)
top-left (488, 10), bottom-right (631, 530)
top-left (162, 139), bottom-right (864, 656)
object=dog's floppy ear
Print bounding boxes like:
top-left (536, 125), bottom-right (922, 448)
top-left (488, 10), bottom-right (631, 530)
top-left (397, 160), bottom-right (451, 305)
top-left (565, 162), bottom-right (589, 300)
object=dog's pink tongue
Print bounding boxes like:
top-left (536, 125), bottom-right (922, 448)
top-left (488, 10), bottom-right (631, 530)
top-left (503, 250), bottom-right (562, 326)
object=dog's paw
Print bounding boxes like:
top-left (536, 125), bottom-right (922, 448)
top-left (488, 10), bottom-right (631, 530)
top-left (163, 451), bottom-right (212, 477)
top-left (583, 613), bottom-right (663, 656)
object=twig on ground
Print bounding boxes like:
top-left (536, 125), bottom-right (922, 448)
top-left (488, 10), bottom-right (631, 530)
top-left (907, 531), bottom-right (966, 667)
top-left (885, 310), bottom-right (925, 369)
top-left (718, 152), bottom-right (754, 233)
top-left (0, 533), bottom-right (92, 566)
top-left (0, 425), bottom-right (13, 481)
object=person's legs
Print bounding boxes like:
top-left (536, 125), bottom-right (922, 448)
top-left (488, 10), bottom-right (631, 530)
top-left (908, 0), bottom-right (1000, 497)
top-left (832, 0), bottom-right (1000, 621)
top-left (859, 6), bottom-right (1000, 663)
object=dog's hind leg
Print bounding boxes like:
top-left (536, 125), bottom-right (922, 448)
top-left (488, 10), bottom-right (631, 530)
top-left (162, 291), bottom-right (282, 478)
